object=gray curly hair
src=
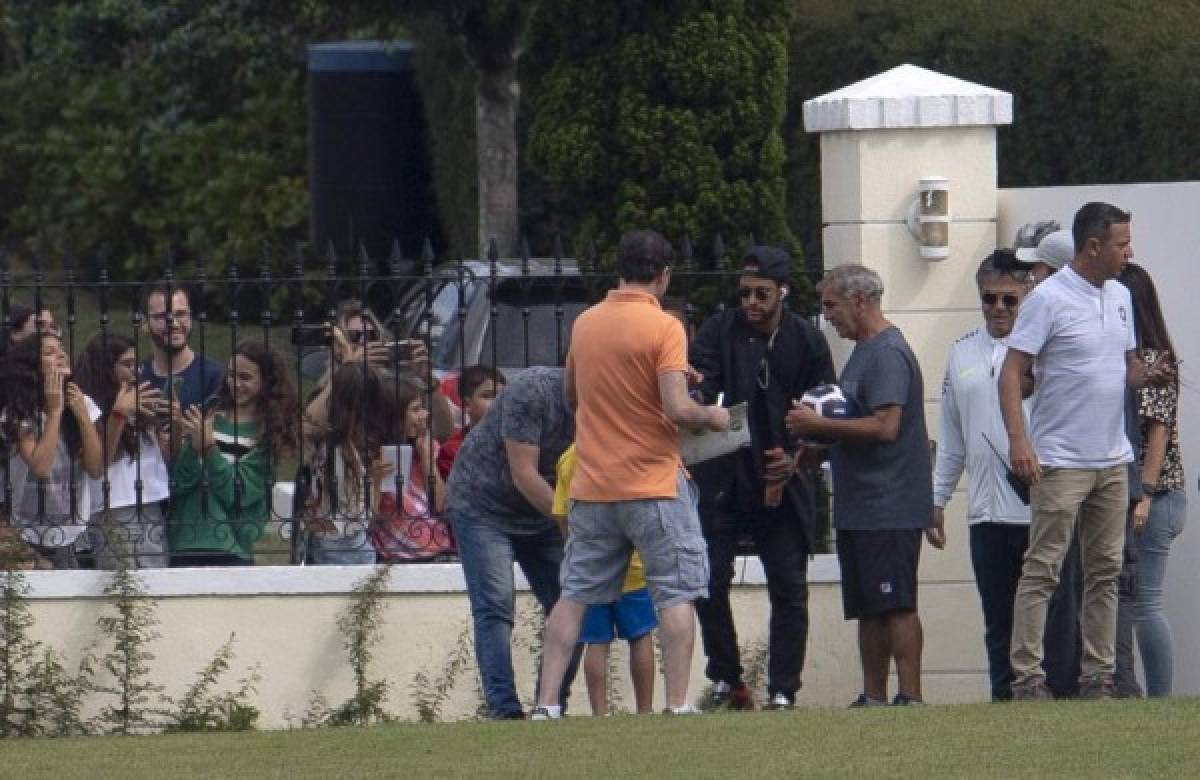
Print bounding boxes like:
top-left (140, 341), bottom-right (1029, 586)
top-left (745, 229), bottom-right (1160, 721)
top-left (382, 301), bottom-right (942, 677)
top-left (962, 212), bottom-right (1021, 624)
top-left (818, 264), bottom-right (884, 302)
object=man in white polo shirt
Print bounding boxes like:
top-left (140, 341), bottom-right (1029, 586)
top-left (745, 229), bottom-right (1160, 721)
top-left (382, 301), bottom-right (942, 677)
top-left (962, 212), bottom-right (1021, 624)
top-left (998, 202), bottom-right (1163, 700)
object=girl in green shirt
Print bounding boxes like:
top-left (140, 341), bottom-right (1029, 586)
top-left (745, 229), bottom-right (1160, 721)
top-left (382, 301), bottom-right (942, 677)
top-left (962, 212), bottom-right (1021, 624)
top-left (169, 342), bottom-right (298, 566)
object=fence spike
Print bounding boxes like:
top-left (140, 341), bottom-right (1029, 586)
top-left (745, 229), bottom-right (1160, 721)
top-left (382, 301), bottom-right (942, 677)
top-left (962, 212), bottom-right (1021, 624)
top-left (293, 242), bottom-right (306, 278)
top-left (712, 233), bottom-right (727, 269)
top-left (389, 239), bottom-right (405, 276)
top-left (421, 237), bottom-right (435, 275)
top-left (680, 235), bottom-right (695, 271)
top-left (520, 235), bottom-right (531, 275)
top-left (552, 234), bottom-right (565, 275)
top-left (586, 240), bottom-right (599, 274)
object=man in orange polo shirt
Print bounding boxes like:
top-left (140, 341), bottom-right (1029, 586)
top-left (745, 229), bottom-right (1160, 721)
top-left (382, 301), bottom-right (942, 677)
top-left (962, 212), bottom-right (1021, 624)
top-left (532, 229), bottom-right (729, 719)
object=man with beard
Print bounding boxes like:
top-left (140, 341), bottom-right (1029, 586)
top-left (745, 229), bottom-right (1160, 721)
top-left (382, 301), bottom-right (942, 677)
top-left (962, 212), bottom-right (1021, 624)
top-left (689, 246), bottom-right (834, 711)
top-left (139, 285), bottom-right (224, 416)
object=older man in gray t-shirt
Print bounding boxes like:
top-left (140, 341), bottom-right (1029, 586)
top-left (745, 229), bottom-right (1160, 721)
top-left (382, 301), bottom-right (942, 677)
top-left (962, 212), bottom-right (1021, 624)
top-left (446, 366), bottom-right (576, 719)
top-left (786, 264), bottom-right (933, 707)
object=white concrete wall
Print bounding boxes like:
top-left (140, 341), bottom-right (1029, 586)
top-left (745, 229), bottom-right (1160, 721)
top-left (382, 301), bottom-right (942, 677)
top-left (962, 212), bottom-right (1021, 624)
top-left (998, 181), bottom-right (1200, 695)
top-left (23, 557), bottom-right (917, 728)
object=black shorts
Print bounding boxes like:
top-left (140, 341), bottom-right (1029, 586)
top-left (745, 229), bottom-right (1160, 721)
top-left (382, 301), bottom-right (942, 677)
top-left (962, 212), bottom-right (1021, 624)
top-left (836, 528), bottom-right (922, 619)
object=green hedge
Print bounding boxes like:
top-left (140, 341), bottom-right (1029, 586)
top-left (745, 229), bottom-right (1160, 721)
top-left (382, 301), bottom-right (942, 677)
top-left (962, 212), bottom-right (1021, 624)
top-left (522, 0), bottom-right (795, 268)
top-left (785, 0), bottom-right (1200, 258)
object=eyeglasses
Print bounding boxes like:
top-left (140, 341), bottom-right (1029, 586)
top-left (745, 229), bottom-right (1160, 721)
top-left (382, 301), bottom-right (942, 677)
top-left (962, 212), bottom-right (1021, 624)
top-left (149, 310), bottom-right (192, 323)
top-left (981, 293), bottom-right (1020, 308)
top-left (738, 287), bottom-right (773, 302)
top-left (346, 328), bottom-right (379, 345)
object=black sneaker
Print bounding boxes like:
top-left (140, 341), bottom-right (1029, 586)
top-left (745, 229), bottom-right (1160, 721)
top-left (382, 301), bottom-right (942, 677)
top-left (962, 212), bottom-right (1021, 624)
top-left (891, 693), bottom-right (924, 706)
top-left (849, 693), bottom-right (887, 708)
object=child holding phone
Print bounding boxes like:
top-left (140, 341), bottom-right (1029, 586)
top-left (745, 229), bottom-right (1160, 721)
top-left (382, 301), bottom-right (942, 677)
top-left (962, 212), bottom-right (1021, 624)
top-left (169, 342), bottom-right (299, 566)
top-left (73, 333), bottom-right (171, 568)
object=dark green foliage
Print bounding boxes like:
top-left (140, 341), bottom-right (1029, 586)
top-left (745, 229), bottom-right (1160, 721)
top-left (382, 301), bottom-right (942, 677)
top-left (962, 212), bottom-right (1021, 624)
top-left (0, 570), bottom-right (90, 737)
top-left (326, 564), bottom-right (392, 726)
top-left (524, 0), bottom-right (795, 263)
top-left (164, 634), bottom-right (260, 732)
top-left (0, 1), bottom-right (401, 278)
top-left (409, 17), bottom-right (480, 259)
top-left (91, 566), bottom-right (164, 734)
top-left (785, 0), bottom-right (1200, 261)
top-left (409, 618), bottom-right (475, 724)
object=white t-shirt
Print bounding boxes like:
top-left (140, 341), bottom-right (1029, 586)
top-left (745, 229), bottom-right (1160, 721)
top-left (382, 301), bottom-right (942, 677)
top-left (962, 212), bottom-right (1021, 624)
top-left (1007, 266), bottom-right (1136, 468)
top-left (89, 431), bottom-right (170, 513)
top-left (4, 395), bottom-right (101, 546)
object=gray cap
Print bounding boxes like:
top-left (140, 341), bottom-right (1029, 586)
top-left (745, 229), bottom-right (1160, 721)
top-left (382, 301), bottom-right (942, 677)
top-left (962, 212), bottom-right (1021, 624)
top-left (1013, 219), bottom-right (1061, 249)
top-left (1015, 228), bottom-right (1074, 270)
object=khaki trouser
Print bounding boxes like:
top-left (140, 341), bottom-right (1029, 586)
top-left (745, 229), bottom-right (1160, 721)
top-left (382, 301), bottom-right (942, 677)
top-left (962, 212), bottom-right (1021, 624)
top-left (1010, 465), bottom-right (1127, 685)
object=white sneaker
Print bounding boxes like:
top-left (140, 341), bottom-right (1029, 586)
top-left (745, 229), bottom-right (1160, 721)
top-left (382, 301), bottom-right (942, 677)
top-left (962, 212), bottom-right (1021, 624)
top-left (529, 705), bottom-right (562, 720)
top-left (767, 693), bottom-right (794, 711)
top-left (664, 703), bottom-right (701, 715)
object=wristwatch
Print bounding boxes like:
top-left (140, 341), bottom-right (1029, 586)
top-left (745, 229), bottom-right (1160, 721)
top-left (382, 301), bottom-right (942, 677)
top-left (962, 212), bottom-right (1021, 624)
top-left (1141, 482), bottom-right (1160, 496)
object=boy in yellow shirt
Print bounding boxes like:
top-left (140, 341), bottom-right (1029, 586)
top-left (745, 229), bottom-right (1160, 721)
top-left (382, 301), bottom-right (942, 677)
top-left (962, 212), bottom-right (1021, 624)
top-left (554, 444), bottom-right (658, 714)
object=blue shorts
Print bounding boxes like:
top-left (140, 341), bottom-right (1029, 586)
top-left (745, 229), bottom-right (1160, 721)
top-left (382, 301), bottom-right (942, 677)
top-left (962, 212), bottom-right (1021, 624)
top-left (578, 587), bottom-right (658, 644)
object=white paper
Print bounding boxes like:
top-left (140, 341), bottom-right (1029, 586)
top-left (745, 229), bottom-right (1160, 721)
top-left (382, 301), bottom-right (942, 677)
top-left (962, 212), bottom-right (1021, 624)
top-left (678, 402), bottom-right (750, 465)
top-left (380, 444), bottom-right (413, 495)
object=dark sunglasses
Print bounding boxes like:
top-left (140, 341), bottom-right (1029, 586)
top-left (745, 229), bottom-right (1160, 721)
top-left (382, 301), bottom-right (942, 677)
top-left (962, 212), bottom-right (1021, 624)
top-left (738, 287), bottom-right (773, 302)
top-left (981, 293), bottom-right (1020, 308)
top-left (347, 328), bottom-right (379, 345)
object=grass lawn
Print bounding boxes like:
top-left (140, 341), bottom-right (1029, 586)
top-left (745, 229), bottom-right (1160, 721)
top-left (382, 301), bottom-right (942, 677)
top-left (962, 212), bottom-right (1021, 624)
top-left (2, 698), bottom-right (1197, 779)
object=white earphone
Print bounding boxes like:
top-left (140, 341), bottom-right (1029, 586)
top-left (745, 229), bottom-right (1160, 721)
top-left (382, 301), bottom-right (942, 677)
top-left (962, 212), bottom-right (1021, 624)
top-left (780, 286), bottom-right (789, 299)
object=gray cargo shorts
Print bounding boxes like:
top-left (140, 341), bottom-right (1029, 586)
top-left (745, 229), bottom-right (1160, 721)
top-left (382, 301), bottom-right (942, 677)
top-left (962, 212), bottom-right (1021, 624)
top-left (561, 471), bottom-right (709, 609)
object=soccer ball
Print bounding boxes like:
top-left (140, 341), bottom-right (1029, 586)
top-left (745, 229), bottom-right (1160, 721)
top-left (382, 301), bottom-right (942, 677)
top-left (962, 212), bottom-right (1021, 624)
top-left (797, 383), bottom-right (855, 447)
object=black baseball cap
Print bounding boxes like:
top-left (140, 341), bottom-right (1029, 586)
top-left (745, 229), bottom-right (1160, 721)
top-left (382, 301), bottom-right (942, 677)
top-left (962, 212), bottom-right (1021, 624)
top-left (741, 246), bottom-right (791, 284)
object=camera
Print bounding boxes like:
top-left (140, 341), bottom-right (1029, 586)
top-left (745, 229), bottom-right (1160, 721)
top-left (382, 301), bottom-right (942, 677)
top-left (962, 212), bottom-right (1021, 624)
top-left (292, 323), bottom-right (332, 348)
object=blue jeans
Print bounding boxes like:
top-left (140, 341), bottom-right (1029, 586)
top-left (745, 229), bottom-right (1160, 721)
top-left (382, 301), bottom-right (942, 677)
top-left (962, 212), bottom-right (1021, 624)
top-left (451, 509), bottom-right (578, 718)
top-left (1135, 488), bottom-right (1187, 697)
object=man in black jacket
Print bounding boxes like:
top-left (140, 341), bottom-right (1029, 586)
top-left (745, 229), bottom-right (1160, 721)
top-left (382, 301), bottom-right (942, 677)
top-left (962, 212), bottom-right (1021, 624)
top-left (690, 246), bottom-right (835, 710)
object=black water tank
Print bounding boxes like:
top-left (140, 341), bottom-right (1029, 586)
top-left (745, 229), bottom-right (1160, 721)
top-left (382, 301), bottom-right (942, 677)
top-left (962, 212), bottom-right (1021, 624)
top-left (308, 41), bottom-right (439, 269)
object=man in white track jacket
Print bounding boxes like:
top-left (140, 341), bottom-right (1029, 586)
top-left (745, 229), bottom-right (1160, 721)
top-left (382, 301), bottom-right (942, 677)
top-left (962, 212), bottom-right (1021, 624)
top-left (929, 249), bottom-right (1041, 700)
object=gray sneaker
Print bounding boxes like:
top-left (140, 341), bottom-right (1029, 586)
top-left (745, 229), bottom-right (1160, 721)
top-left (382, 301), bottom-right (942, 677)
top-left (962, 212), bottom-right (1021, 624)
top-left (1011, 678), bottom-right (1054, 701)
top-left (1078, 675), bottom-right (1115, 700)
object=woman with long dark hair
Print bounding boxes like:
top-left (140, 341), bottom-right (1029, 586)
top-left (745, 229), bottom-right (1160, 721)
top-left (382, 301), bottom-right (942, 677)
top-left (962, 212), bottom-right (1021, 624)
top-left (1120, 262), bottom-right (1186, 696)
top-left (73, 333), bottom-right (170, 568)
top-left (301, 363), bottom-right (401, 564)
top-left (1, 333), bottom-right (103, 568)
top-left (169, 341), bottom-right (299, 566)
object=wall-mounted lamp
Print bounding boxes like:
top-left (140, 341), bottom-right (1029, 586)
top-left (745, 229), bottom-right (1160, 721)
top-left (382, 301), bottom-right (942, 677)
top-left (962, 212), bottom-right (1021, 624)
top-left (906, 176), bottom-right (949, 261)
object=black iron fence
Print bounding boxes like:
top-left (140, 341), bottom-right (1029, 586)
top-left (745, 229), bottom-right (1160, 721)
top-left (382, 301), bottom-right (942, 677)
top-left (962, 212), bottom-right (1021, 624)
top-left (0, 239), bottom-right (824, 569)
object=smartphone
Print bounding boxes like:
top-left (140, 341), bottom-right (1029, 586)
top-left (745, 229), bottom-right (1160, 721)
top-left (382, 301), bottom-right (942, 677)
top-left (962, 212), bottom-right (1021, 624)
top-left (200, 395), bottom-right (221, 415)
top-left (169, 376), bottom-right (184, 401)
top-left (384, 341), bottom-right (414, 362)
top-left (292, 323), bottom-right (332, 348)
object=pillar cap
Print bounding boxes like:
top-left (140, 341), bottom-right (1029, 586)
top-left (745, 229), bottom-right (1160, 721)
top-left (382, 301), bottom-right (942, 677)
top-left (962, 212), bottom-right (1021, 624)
top-left (803, 64), bottom-right (1012, 133)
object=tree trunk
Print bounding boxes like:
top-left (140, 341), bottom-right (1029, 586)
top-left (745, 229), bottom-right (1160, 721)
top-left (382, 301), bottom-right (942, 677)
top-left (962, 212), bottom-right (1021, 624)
top-left (475, 62), bottom-right (520, 258)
